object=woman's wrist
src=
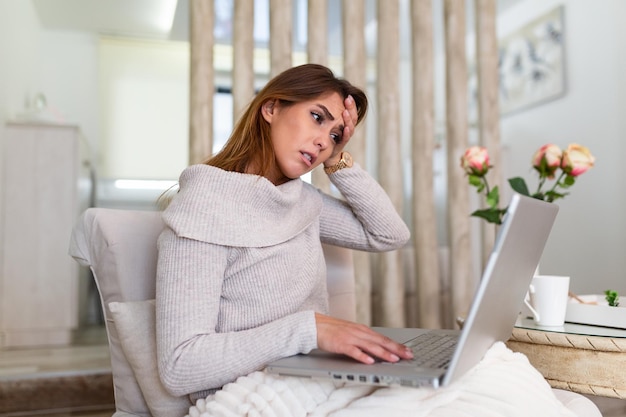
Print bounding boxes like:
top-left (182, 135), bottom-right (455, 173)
top-left (324, 154), bottom-right (342, 168)
top-left (324, 152), bottom-right (353, 174)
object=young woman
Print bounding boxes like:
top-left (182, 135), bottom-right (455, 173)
top-left (156, 64), bottom-right (412, 400)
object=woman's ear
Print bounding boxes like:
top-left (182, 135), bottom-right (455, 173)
top-left (261, 99), bottom-right (276, 123)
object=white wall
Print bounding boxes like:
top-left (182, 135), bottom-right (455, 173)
top-left (0, 0), bottom-right (41, 216)
top-left (99, 38), bottom-right (189, 179)
top-left (0, 1), bottom-right (39, 122)
top-left (38, 30), bottom-right (100, 160)
top-left (497, 0), bottom-right (626, 295)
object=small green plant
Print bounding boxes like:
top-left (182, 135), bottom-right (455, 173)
top-left (605, 290), bottom-right (620, 307)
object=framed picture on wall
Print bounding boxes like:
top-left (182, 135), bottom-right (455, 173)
top-left (498, 6), bottom-right (566, 115)
top-left (467, 6), bottom-right (566, 121)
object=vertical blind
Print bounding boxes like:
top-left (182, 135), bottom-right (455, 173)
top-left (187, 0), bottom-right (501, 328)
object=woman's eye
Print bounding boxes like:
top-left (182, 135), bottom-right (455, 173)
top-left (331, 133), bottom-right (343, 144)
top-left (312, 112), bottom-right (323, 123)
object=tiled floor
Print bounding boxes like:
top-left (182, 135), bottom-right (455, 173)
top-left (1, 326), bottom-right (625, 416)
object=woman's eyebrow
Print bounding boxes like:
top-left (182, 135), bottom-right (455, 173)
top-left (316, 104), bottom-right (335, 121)
top-left (316, 104), bottom-right (345, 131)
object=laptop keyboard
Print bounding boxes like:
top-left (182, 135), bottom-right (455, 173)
top-left (404, 333), bottom-right (458, 368)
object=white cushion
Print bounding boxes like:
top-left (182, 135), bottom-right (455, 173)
top-left (108, 300), bottom-right (191, 417)
top-left (70, 208), bottom-right (165, 415)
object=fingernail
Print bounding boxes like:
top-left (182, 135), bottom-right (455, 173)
top-left (390, 354), bottom-right (399, 362)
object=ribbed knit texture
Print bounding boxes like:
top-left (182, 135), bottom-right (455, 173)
top-left (156, 164), bottom-right (410, 400)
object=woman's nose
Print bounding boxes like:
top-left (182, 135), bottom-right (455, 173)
top-left (314, 135), bottom-right (330, 150)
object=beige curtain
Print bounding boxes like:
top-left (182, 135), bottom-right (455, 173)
top-left (443, 0), bottom-right (474, 322)
top-left (341, 0), bottom-right (373, 326)
top-left (374, 0), bottom-right (405, 328)
top-left (188, 0), bottom-right (500, 328)
top-left (475, 0), bottom-right (502, 268)
top-left (410, 0), bottom-right (442, 329)
top-left (232, 0), bottom-right (255, 121)
top-left (189, 0), bottom-right (214, 164)
top-left (269, 0), bottom-right (292, 77)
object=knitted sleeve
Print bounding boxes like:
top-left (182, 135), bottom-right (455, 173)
top-left (155, 228), bottom-right (318, 398)
top-left (319, 163), bottom-right (410, 251)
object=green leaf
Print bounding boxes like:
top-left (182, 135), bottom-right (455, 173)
top-left (508, 177), bottom-right (530, 196)
top-left (563, 175), bottom-right (576, 187)
top-left (471, 208), bottom-right (503, 225)
top-left (545, 190), bottom-right (568, 202)
top-left (486, 186), bottom-right (500, 209)
top-left (468, 175), bottom-right (482, 187)
top-left (531, 192), bottom-right (545, 201)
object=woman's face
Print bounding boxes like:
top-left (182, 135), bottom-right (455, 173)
top-left (261, 92), bottom-right (346, 185)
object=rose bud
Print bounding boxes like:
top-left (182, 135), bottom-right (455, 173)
top-left (461, 146), bottom-right (490, 176)
top-left (532, 144), bottom-right (562, 179)
top-left (561, 144), bottom-right (595, 176)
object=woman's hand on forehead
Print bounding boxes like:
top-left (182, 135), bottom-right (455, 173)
top-left (342, 95), bottom-right (358, 141)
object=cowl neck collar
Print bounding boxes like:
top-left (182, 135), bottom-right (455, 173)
top-left (163, 164), bottom-right (322, 247)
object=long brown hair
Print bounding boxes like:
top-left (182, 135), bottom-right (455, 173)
top-left (205, 64), bottom-right (368, 177)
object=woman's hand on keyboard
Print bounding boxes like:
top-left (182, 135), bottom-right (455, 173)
top-left (314, 312), bottom-right (414, 364)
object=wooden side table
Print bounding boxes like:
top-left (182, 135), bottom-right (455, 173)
top-left (506, 317), bottom-right (626, 399)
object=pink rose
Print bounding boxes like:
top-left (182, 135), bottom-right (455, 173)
top-left (561, 144), bottom-right (595, 176)
top-left (532, 144), bottom-right (562, 179)
top-left (460, 146), bottom-right (490, 176)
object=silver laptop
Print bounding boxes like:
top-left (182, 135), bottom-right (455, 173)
top-left (266, 193), bottom-right (559, 388)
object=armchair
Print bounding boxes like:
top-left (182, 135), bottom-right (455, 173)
top-left (69, 207), bottom-right (601, 417)
top-left (69, 207), bottom-right (356, 416)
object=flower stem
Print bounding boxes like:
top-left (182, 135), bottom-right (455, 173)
top-left (482, 176), bottom-right (491, 198)
top-left (550, 172), bottom-right (567, 191)
top-left (535, 177), bottom-right (547, 196)
top-left (545, 171), bottom-right (567, 202)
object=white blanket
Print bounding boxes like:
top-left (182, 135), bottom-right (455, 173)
top-left (186, 343), bottom-right (576, 417)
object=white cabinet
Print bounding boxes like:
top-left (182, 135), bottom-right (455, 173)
top-left (1, 122), bottom-right (93, 348)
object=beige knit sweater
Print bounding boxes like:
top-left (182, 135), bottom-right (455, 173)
top-left (156, 163), bottom-right (410, 399)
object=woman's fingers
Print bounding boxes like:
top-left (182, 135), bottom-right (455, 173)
top-left (361, 337), bottom-right (410, 362)
top-left (344, 95), bottom-right (358, 122)
top-left (342, 95), bottom-right (357, 142)
top-left (315, 313), bottom-right (413, 364)
top-left (351, 330), bottom-right (413, 363)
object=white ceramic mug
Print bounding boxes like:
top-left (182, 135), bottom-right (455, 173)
top-left (524, 275), bottom-right (570, 326)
